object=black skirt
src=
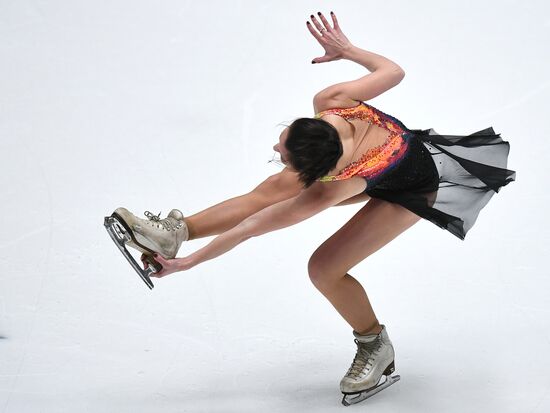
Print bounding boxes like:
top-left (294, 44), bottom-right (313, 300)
top-left (364, 123), bottom-right (516, 240)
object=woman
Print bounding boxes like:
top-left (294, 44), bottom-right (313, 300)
top-left (107, 11), bottom-right (516, 405)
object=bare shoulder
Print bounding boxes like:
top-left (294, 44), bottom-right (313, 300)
top-left (312, 94), bottom-right (357, 142)
top-left (313, 94), bottom-right (361, 114)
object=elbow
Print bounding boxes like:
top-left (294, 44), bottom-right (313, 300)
top-left (379, 65), bottom-right (405, 85)
top-left (389, 62), bottom-right (405, 74)
top-left (382, 62), bottom-right (404, 76)
top-left (391, 66), bottom-right (405, 81)
top-left (388, 67), bottom-right (405, 86)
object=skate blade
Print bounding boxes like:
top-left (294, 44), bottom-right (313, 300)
top-left (107, 213), bottom-right (164, 273)
top-left (341, 374), bottom-right (401, 406)
top-left (104, 215), bottom-right (157, 290)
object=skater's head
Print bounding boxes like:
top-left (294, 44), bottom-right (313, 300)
top-left (273, 118), bottom-right (342, 188)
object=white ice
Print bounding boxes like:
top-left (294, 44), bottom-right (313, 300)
top-left (1, 1), bottom-right (549, 412)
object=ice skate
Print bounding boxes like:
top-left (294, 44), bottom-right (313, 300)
top-left (104, 207), bottom-right (189, 289)
top-left (340, 324), bottom-right (400, 406)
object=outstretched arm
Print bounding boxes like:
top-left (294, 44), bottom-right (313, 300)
top-left (154, 178), bottom-right (366, 276)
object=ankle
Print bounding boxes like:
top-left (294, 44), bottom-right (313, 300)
top-left (356, 320), bottom-right (382, 336)
top-left (184, 218), bottom-right (196, 241)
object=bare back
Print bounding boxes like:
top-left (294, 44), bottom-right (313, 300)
top-left (314, 102), bottom-right (394, 177)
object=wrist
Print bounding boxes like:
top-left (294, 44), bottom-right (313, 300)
top-left (341, 44), bottom-right (359, 60)
top-left (176, 256), bottom-right (196, 271)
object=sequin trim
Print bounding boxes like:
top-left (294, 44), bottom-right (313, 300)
top-left (315, 102), bottom-right (409, 185)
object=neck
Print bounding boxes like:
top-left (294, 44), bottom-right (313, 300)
top-left (329, 123), bottom-right (356, 174)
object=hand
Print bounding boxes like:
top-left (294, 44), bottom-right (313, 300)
top-left (307, 11), bottom-right (353, 64)
top-left (140, 253), bottom-right (192, 278)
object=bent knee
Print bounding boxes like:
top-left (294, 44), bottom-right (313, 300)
top-left (308, 255), bottom-right (342, 289)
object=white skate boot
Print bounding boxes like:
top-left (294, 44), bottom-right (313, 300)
top-left (340, 325), bottom-right (401, 406)
top-left (104, 207), bottom-right (189, 289)
top-left (111, 207), bottom-right (188, 258)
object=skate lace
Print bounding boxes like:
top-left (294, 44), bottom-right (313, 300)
top-left (345, 338), bottom-right (383, 379)
top-left (144, 211), bottom-right (179, 231)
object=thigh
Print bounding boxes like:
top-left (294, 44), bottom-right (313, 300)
top-left (309, 198), bottom-right (421, 279)
top-left (334, 192), bottom-right (371, 206)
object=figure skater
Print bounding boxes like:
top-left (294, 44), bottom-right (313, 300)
top-left (105, 11), bottom-right (516, 405)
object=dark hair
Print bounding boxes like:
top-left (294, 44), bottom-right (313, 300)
top-left (285, 118), bottom-right (343, 188)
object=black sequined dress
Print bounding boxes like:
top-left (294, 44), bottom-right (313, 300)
top-left (314, 102), bottom-right (516, 240)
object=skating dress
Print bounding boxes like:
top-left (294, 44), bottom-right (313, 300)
top-left (313, 101), bottom-right (516, 240)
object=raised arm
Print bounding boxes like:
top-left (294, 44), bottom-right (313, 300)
top-left (161, 177), bottom-right (367, 275)
top-left (314, 46), bottom-right (405, 105)
top-left (308, 11), bottom-right (405, 108)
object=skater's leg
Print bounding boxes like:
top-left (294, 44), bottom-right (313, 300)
top-left (308, 198), bottom-right (421, 334)
top-left (185, 168), bottom-right (303, 240)
top-left (334, 192), bottom-right (371, 206)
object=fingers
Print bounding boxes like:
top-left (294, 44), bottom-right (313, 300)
top-left (330, 11), bottom-right (341, 32)
top-left (307, 11), bottom-right (341, 48)
top-left (309, 14), bottom-right (325, 34)
top-left (152, 253), bottom-right (167, 265)
top-left (308, 13), bottom-right (330, 36)
top-left (306, 20), bottom-right (324, 43)
top-left (313, 55), bottom-right (332, 64)
top-left (316, 12), bottom-right (334, 34)
top-left (152, 253), bottom-right (169, 273)
top-left (140, 253), bottom-right (148, 269)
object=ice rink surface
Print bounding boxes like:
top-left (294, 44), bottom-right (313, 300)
top-left (1, 1), bottom-right (549, 412)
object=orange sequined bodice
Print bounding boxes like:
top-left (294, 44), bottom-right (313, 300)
top-left (314, 101), bottom-right (411, 187)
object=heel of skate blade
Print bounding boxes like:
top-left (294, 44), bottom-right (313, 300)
top-left (383, 361), bottom-right (395, 376)
top-left (104, 216), bottom-right (130, 244)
